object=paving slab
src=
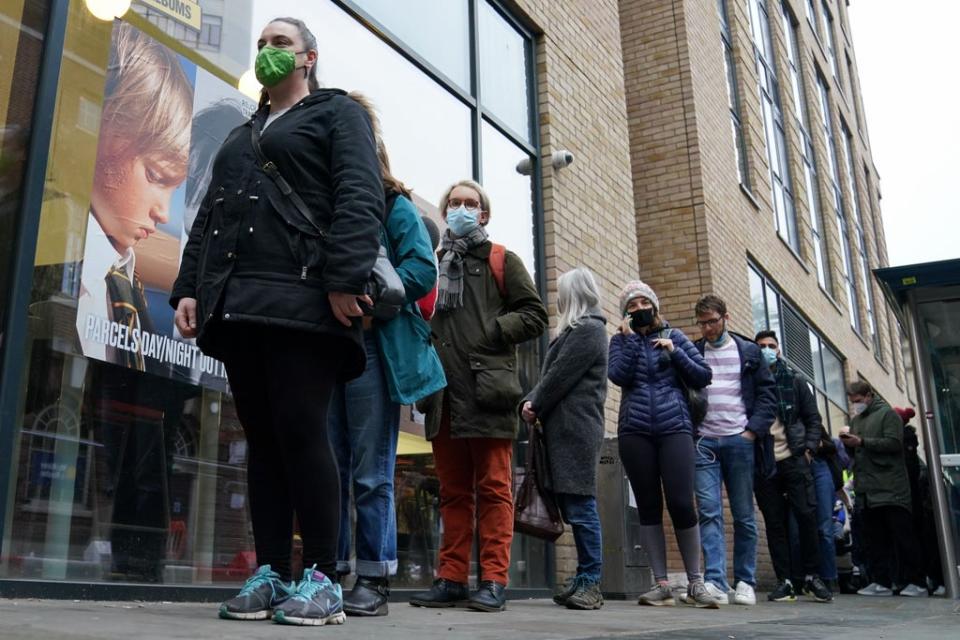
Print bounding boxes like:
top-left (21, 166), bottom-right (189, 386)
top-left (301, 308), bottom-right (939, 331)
top-left (0, 595), bottom-right (957, 640)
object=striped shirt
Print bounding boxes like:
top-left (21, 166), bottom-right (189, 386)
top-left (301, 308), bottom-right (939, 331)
top-left (699, 337), bottom-right (748, 437)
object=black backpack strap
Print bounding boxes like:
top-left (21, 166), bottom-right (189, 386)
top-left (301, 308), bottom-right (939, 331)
top-left (250, 119), bottom-right (328, 238)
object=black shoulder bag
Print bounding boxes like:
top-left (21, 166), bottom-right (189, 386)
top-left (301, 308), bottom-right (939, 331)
top-left (250, 119), bottom-right (405, 319)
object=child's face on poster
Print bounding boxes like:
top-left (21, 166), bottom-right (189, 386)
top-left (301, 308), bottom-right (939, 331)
top-left (92, 152), bottom-right (183, 252)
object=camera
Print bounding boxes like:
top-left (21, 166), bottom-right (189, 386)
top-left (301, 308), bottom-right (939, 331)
top-left (515, 150), bottom-right (575, 175)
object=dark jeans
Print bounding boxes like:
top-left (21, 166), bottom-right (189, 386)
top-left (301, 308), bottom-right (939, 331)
top-left (755, 456), bottom-right (821, 581)
top-left (863, 504), bottom-right (924, 588)
top-left (223, 325), bottom-right (347, 581)
top-left (556, 493), bottom-right (602, 582)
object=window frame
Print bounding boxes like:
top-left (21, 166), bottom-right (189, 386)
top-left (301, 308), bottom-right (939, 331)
top-left (718, 0), bottom-right (753, 191)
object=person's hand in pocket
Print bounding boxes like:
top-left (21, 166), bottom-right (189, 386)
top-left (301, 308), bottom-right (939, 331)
top-left (740, 430), bottom-right (756, 442)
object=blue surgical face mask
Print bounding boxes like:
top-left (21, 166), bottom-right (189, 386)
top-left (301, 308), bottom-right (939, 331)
top-left (761, 346), bottom-right (778, 366)
top-left (446, 206), bottom-right (480, 237)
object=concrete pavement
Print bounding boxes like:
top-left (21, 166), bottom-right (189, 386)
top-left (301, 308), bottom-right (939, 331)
top-left (0, 594), bottom-right (957, 640)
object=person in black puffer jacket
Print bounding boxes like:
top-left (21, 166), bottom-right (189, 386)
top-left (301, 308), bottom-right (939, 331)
top-left (170, 17), bottom-right (383, 626)
top-left (608, 280), bottom-right (716, 608)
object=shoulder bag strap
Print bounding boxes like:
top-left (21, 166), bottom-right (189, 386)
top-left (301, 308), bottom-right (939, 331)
top-left (250, 120), bottom-right (328, 238)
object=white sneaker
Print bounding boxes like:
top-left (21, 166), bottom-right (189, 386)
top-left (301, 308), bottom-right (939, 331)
top-left (702, 581), bottom-right (729, 605)
top-left (732, 581), bottom-right (756, 606)
top-left (899, 584), bottom-right (929, 597)
top-left (933, 586), bottom-right (946, 597)
top-left (857, 582), bottom-right (893, 597)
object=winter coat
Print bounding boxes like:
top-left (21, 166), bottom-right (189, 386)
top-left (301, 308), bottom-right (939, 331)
top-left (609, 324), bottom-right (712, 437)
top-left (522, 312), bottom-right (608, 496)
top-left (170, 89), bottom-right (384, 380)
top-left (374, 191), bottom-right (446, 404)
top-left (419, 242), bottom-right (547, 440)
top-left (850, 397), bottom-right (912, 511)
top-left (695, 333), bottom-right (777, 478)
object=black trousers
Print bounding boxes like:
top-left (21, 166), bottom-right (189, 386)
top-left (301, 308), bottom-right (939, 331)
top-left (222, 324), bottom-right (348, 581)
top-left (619, 432), bottom-right (698, 529)
top-left (863, 504), bottom-right (924, 588)
top-left (755, 456), bottom-right (821, 581)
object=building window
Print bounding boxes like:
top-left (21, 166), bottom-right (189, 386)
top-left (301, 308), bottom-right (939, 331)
top-left (816, 71), bottom-right (860, 332)
top-left (782, 3), bottom-right (830, 287)
top-left (840, 118), bottom-right (875, 346)
top-left (820, 1), bottom-right (842, 91)
top-left (805, 0), bottom-right (820, 39)
top-left (748, 0), bottom-right (798, 251)
top-left (863, 162), bottom-right (885, 363)
top-left (750, 264), bottom-right (848, 431)
top-left (199, 15), bottom-right (222, 49)
top-left (76, 96), bottom-right (101, 134)
top-left (718, 0), bottom-right (751, 189)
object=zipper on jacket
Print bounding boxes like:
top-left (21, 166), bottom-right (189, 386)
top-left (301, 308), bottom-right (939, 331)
top-left (301, 266), bottom-right (308, 281)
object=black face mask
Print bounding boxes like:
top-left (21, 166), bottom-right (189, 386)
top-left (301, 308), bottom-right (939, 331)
top-left (629, 307), bottom-right (655, 332)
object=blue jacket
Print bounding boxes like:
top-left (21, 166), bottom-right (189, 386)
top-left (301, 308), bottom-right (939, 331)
top-left (375, 193), bottom-right (446, 404)
top-left (608, 325), bottom-right (712, 437)
top-left (694, 332), bottom-right (778, 477)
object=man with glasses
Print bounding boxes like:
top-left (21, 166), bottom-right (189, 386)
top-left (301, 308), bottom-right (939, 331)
top-left (691, 295), bottom-right (776, 606)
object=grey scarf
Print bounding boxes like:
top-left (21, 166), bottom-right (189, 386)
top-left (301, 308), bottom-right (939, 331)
top-left (436, 226), bottom-right (490, 311)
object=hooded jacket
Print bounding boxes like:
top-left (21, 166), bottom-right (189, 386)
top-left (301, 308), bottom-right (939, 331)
top-left (170, 89), bottom-right (384, 379)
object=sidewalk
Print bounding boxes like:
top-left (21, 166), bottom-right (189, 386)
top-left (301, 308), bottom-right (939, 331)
top-left (0, 594), bottom-right (957, 640)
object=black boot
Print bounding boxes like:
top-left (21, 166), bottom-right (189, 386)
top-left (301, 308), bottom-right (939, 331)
top-left (343, 576), bottom-right (389, 616)
top-left (467, 580), bottom-right (507, 612)
top-left (409, 578), bottom-right (469, 608)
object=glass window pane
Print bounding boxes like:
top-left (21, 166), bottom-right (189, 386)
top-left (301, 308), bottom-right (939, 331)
top-left (765, 281), bottom-right (781, 340)
top-left (810, 330), bottom-right (826, 389)
top-left (749, 267), bottom-right (766, 335)
top-left (823, 346), bottom-right (846, 405)
top-left (828, 400), bottom-right (848, 436)
top-left (1, 0), bottom-right (49, 368)
top-left (351, 0), bottom-right (470, 89)
top-left (478, 1), bottom-right (531, 141)
top-left (481, 120), bottom-right (535, 277)
top-left (292, 1), bottom-right (473, 207)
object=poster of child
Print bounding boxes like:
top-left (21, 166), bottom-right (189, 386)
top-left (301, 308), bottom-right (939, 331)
top-left (75, 22), bottom-right (253, 391)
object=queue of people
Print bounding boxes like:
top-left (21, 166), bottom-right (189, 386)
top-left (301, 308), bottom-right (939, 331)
top-left (168, 15), bottom-right (939, 628)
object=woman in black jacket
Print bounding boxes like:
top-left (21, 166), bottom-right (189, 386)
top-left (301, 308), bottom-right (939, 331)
top-left (170, 17), bottom-right (383, 626)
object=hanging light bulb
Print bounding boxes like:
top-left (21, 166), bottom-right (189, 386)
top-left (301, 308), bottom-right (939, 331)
top-left (238, 69), bottom-right (262, 101)
top-left (84, 0), bottom-right (132, 21)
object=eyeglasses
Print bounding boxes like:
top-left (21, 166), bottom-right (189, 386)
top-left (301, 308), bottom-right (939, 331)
top-left (696, 317), bottom-right (723, 329)
top-left (447, 197), bottom-right (481, 211)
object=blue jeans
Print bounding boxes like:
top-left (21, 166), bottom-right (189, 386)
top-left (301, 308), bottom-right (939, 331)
top-left (789, 458), bottom-right (838, 581)
top-left (695, 434), bottom-right (758, 590)
top-left (556, 493), bottom-right (602, 583)
top-left (328, 332), bottom-right (401, 578)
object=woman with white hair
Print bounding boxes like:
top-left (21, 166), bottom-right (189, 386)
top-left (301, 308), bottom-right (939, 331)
top-left (520, 267), bottom-right (609, 610)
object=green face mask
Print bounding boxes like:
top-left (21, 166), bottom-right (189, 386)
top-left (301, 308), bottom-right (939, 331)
top-left (254, 46), bottom-right (304, 87)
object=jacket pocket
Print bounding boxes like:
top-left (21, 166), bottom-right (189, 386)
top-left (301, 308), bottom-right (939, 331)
top-left (469, 351), bottom-right (522, 411)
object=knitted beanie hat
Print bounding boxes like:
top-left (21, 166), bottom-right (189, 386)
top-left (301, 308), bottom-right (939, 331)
top-left (894, 406), bottom-right (916, 425)
top-left (619, 280), bottom-right (659, 315)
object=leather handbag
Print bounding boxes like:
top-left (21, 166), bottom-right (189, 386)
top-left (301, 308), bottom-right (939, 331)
top-left (513, 420), bottom-right (564, 542)
top-left (250, 119), bottom-right (404, 319)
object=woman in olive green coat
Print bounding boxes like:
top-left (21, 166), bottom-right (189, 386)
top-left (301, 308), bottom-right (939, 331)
top-left (841, 381), bottom-right (927, 597)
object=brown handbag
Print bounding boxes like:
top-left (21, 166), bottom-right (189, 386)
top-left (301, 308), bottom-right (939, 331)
top-left (513, 420), bottom-right (564, 541)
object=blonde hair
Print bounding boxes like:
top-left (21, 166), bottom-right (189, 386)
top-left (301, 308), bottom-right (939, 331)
top-left (347, 91), bottom-right (411, 198)
top-left (95, 23), bottom-right (192, 182)
top-left (557, 268), bottom-right (601, 333)
top-left (438, 179), bottom-right (491, 220)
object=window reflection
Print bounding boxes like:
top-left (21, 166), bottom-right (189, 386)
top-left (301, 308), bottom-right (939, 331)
top-left (351, 0), bottom-right (470, 90)
top-left (478, 1), bottom-right (530, 141)
top-left (481, 120), bottom-right (535, 276)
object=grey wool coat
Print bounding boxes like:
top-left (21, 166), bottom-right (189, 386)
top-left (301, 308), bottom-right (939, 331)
top-left (522, 312), bottom-right (608, 496)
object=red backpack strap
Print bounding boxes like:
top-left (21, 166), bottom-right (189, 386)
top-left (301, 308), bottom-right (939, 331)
top-left (488, 243), bottom-right (507, 298)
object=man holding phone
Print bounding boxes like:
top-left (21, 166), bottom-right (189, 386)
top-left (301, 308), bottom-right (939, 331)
top-left (842, 381), bottom-right (927, 598)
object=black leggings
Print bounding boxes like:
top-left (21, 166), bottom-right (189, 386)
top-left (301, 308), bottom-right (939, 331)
top-left (223, 324), bottom-right (348, 581)
top-left (619, 432), bottom-right (698, 529)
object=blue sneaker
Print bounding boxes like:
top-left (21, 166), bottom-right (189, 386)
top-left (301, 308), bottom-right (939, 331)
top-left (219, 565), bottom-right (294, 620)
top-left (273, 566), bottom-right (346, 626)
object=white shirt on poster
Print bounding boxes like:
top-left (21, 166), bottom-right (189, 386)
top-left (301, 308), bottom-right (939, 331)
top-left (76, 211), bottom-right (137, 361)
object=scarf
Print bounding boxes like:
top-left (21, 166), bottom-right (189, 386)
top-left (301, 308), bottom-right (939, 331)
top-left (772, 360), bottom-right (797, 425)
top-left (436, 226), bottom-right (489, 311)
